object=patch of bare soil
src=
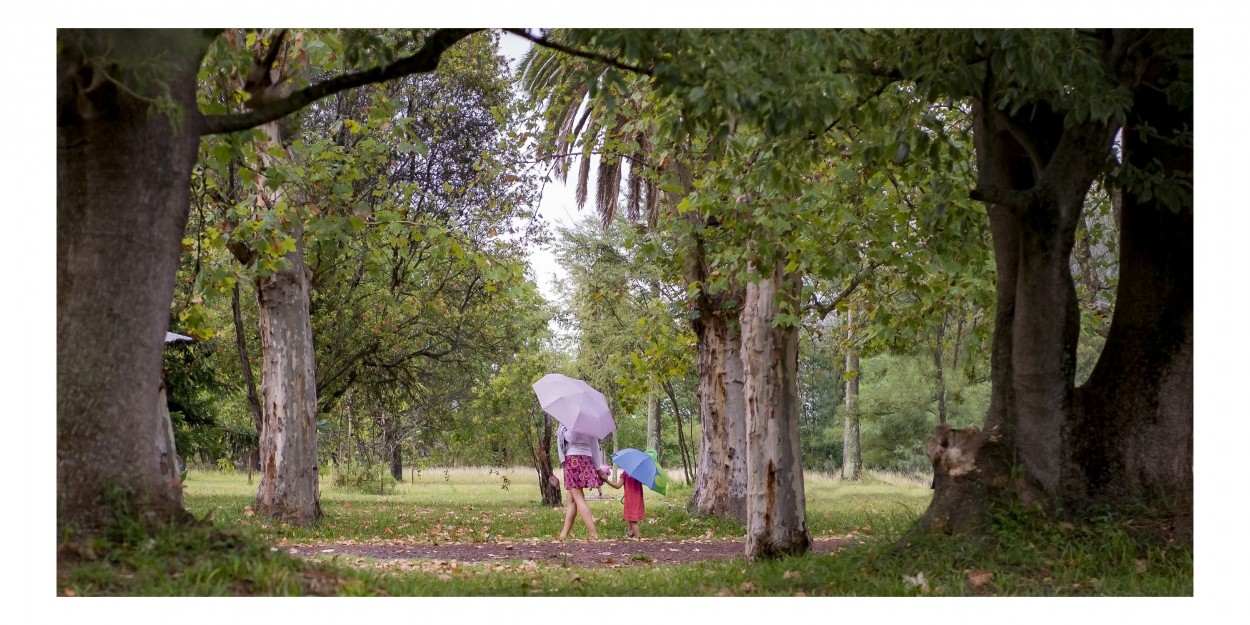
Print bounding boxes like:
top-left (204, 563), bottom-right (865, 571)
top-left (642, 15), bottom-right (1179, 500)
top-left (282, 537), bottom-right (850, 569)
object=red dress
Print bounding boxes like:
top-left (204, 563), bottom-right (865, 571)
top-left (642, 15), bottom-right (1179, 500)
top-left (622, 472), bottom-right (645, 521)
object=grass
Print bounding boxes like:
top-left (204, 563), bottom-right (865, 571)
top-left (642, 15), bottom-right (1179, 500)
top-left (55, 466), bottom-right (1191, 597)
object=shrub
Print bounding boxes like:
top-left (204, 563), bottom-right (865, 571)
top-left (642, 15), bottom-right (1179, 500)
top-left (332, 463), bottom-right (398, 495)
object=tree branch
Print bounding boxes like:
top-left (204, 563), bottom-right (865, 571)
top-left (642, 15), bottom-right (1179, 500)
top-left (808, 262), bottom-right (879, 319)
top-left (969, 185), bottom-right (1033, 212)
top-left (202, 28), bottom-right (484, 135)
top-left (807, 79), bottom-right (895, 141)
top-left (503, 28), bottom-right (653, 76)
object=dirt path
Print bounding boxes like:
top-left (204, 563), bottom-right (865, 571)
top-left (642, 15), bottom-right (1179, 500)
top-left (283, 537), bottom-right (851, 569)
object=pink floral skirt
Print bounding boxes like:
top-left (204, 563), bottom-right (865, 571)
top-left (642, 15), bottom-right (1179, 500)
top-left (562, 454), bottom-right (602, 490)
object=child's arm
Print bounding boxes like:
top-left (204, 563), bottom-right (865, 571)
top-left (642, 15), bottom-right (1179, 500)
top-left (597, 469), bottom-right (622, 489)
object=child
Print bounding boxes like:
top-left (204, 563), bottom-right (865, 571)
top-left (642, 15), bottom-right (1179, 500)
top-left (597, 466), bottom-right (645, 538)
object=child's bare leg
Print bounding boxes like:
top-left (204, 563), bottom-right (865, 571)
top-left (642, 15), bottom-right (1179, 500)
top-left (628, 520), bottom-right (640, 538)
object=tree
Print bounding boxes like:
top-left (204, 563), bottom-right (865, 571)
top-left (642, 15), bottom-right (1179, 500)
top-left (518, 37), bottom-right (747, 521)
top-left (911, 30), bottom-right (1192, 536)
top-left (184, 29), bottom-right (536, 523)
top-left (57, 28), bottom-right (483, 535)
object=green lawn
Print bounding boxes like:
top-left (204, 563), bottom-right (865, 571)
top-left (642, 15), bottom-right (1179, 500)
top-left (182, 466), bottom-right (932, 544)
top-left (56, 466), bottom-right (1191, 597)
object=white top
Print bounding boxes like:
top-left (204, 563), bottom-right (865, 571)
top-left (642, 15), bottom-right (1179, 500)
top-left (556, 425), bottom-right (603, 467)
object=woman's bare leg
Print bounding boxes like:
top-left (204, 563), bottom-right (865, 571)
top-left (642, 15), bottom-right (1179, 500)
top-left (558, 495), bottom-right (577, 540)
top-left (569, 488), bottom-right (598, 539)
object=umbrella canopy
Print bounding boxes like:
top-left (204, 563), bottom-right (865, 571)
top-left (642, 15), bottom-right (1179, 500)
top-left (532, 374), bottom-right (616, 438)
top-left (612, 447), bottom-right (666, 494)
top-left (164, 331), bottom-right (193, 344)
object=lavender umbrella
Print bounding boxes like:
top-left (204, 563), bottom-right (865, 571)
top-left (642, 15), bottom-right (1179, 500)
top-left (531, 373), bottom-right (616, 438)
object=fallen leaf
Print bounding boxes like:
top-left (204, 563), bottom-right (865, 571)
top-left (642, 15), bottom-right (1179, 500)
top-left (716, 587), bottom-right (734, 597)
top-left (967, 570), bottom-right (993, 588)
top-left (1136, 559), bottom-right (1148, 573)
top-left (794, 591), bottom-right (806, 597)
top-left (63, 588), bottom-right (77, 597)
top-left (903, 572), bottom-right (930, 593)
top-left (783, 570), bottom-right (801, 580)
top-left (738, 581), bottom-right (757, 593)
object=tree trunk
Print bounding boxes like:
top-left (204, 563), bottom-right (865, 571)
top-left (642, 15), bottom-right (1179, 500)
top-left (843, 304), bottom-right (862, 480)
top-left (1068, 35), bottom-right (1193, 537)
top-left (251, 224), bottom-right (323, 525)
top-left (919, 91), bottom-right (1102, 531)
top-left (673, 156), bottom-right (748, 522)
top-left (645, 386), bottom-right (662, 462)
top-left (232, 282), bottom-right (264, 482)
top-left (690, 310), bottom-right (748, 523)
top-left (240, 66), bottom-right (324, 524)
top-left (389, 426), bottom-right (404, 483)
top-left (664, 380), bottom-right (695, 485)
top-left (933, 319), bottom-right (948, 426)
top-left (740, 263), bottom-right (811, 560)
top-left (155, 380), bottom-right (184, 483)
top-left (530, 409), bottom-right (562, 506)
top-left (232, 283), bottom-right (264, 436)
top-left (57, 30), bottom-right (211, 534)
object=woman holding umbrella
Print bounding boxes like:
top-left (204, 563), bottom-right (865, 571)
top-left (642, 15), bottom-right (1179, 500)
top-left (554, 424), bottom-right (605, 540)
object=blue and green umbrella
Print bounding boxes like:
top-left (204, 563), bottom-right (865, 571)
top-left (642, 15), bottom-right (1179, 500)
top-left (611, 447), bottom-right (667, 495)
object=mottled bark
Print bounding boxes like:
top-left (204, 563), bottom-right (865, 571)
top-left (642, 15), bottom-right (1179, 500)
top-left (155, 381), bottom-right (185, 488)
top-left (740, 264), bottom-right (811, 560)
top-left (247, 116), bottom-right (321, 522)
top-left (933, 319), bottom-right (948, 426)
top-left (678, 177), bottom-right (748, 522)
top-left (252, 232), bottom-right (323, 525)
top-left (57, 29), bottom-right (210, 533)
top-left (690, 311), bottom-right (748, 523)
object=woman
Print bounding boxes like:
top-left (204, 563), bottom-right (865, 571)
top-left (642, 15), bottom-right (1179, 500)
top-left (554, 424), bottom-right (604, 540)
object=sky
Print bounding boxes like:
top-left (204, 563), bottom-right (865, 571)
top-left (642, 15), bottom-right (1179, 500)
top-left (496, 30), bottom-right (583, 305)
top-left (9, 6), bottom-right (1249, 619)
